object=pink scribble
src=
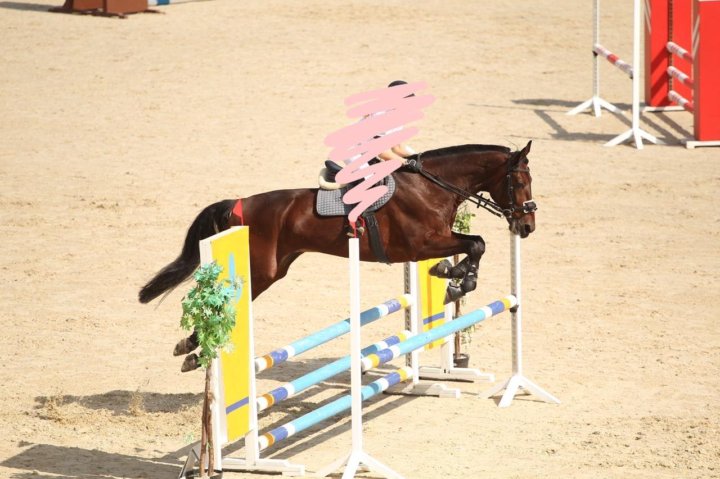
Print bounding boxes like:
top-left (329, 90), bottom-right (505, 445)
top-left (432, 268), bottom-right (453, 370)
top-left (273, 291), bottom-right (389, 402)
top-left (324, 81), bottom-right (435, 223)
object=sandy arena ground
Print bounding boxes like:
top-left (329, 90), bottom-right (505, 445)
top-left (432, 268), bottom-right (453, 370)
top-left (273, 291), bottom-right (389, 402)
top-left (1, 1), bottom-right (719, 477)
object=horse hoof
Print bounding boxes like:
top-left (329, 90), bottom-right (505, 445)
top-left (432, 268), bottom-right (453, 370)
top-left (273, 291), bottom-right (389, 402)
top-left (181, 353), bottom-right (200, 372)
top-left (461, 277), bottom-right (477, 293)
top-left (174, 336), bottom-right (199, 356)
top-left (444, 285), bottom-right (464, 304)
top-left (429, 259), bottom-right (453, 278)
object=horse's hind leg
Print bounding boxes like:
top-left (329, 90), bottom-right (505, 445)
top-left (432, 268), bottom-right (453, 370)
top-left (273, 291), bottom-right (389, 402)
top-left (180, 352), bottom-right (200, 372)
top-left (172, 246), bottom-right (303, 372)
top-left (174, 331), bottom-right (199, 356)
top-left (173, 332), bottom-right (201, 373)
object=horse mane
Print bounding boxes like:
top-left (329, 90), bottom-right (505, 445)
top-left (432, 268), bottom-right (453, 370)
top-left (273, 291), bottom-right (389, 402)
top-left (419, 144), bottom-right (512, 159)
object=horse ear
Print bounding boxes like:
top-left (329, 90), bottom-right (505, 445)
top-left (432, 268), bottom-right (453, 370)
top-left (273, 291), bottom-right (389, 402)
top-left (513, 140), bottom-right (531, 166)
top-left (521, 140), bottom-right (532, 157)
top-left (511, 141), bottom-right (532, 167)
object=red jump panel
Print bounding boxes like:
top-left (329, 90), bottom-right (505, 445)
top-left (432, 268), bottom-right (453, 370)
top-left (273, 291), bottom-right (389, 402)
top-left (693, 0), bottom-right (720, 140)
top-left (644, 0), bottom-right (693, 107)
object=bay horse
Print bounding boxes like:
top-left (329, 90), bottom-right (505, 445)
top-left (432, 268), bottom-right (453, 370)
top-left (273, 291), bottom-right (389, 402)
top-left (138, 141), bottom-right (537, 366)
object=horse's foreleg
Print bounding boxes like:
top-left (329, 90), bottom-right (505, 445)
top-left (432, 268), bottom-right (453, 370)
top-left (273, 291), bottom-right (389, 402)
top-left (425, 233), bottom-right (485, 303)
top-left (457, 233), bottom-right (484, 295)
top-left (429, 257), bottom-right (468, 279)
top-left (438, 256), bottom-right (479, 303)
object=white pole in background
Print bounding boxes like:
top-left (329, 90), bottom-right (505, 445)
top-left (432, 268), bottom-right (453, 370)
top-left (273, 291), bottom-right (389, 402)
top-left (567, 0), bottom-right (623, 117)
top-left (606, 0), bottom-right (659, 148)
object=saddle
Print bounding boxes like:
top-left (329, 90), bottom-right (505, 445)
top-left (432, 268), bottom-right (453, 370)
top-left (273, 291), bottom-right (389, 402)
top-left (315, 159), bottom-right (396, 264)
top-left (315, 170), bottom-right (396, 217)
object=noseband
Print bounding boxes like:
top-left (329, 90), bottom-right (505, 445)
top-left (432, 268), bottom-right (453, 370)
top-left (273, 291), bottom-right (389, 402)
top-left (404, 153), bottom-right (537, 219)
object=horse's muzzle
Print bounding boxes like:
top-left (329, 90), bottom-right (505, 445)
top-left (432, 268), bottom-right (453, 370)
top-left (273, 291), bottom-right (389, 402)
top-left (510, 217), bottom-right (535, 238)
top-left (521, 222), bottom-right (535, 238)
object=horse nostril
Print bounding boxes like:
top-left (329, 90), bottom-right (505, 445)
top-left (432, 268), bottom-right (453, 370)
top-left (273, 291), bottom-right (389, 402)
top-left (524, 224), bottom-right (533, 235)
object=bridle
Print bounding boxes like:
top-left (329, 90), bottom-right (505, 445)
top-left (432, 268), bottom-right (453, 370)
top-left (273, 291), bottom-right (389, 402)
top-left (506, 163), bottom-right (538, 219)
top-left (404, 152), bottom-right (538, 219)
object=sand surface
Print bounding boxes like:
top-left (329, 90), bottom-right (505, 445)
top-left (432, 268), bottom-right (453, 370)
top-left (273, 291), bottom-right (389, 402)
top-left (1, 1), bottom-right (719, 478)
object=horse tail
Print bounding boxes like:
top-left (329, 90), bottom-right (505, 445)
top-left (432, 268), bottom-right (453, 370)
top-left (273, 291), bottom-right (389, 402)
top-left (138, 199), bottom-right (236, 303)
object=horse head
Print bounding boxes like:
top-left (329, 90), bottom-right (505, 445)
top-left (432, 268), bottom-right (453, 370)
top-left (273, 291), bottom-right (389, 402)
top-left (499, 140), bottom-right (536, 238)
top-left (407, 142), bottom-right (537, 239)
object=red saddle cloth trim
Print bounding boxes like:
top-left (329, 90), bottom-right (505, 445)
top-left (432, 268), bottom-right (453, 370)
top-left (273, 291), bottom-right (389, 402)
top-left (232, 199), bottom-right (244, 225)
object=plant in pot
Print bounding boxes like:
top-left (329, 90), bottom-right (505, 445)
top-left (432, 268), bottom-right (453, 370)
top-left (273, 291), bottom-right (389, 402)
top-left (181, 262), bottom-right (242, 479)
top-left (451, 203), bottom-right (475, 368)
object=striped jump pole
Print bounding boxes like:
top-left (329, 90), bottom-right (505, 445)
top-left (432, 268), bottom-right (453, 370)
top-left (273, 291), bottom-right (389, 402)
top-left (667, 41), bottom-right (694, 62)
top-left (257, 331), bottom-right (412, 412)
top-left (665, 41), bottom-right (696, 111)
top-left (667, 66), bottom-right (694, 88)
top-left (593, 44), bottom-right (634, 78)
top-left (254, 295), bottom-right (413, 373)
top-left (258, 367), bottom-right (413, 451)
top-left (362, 297), bottom-right (518, 371)
top-left (669, 90), bottom-right (695, 112)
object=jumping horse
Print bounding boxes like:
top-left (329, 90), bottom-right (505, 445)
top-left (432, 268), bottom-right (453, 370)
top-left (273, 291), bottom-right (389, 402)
top-left (139, 141), bottom-right (537, 367)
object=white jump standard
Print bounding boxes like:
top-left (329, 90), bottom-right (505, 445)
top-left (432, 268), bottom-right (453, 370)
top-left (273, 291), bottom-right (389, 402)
top-left (481, 233), bottom-right (560, 407)
top-left (317, 236), bottom-right (404, 479)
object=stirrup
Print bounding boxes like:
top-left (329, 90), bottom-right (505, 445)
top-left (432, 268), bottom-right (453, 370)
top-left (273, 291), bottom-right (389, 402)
top-left (346, 225), bottom-right (365, 237)
top-left (346, 217), bottom-right (366, 238)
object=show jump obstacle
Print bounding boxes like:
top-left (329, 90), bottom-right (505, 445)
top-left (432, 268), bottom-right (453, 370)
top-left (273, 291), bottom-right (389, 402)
top-left (50, 0), bottom-right (200, 17)
top-left (178, 226), bottom-right (558, 477)
top-left (570, 0), bottom-right (720, 149)
top-left (644, 0), bottom-right (720, 148)
top-left (567, 0), bottom-right (659, 149)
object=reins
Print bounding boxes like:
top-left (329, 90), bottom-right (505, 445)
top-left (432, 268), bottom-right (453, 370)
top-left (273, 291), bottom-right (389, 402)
top-left (404, 152), bottom-right (537, 219)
